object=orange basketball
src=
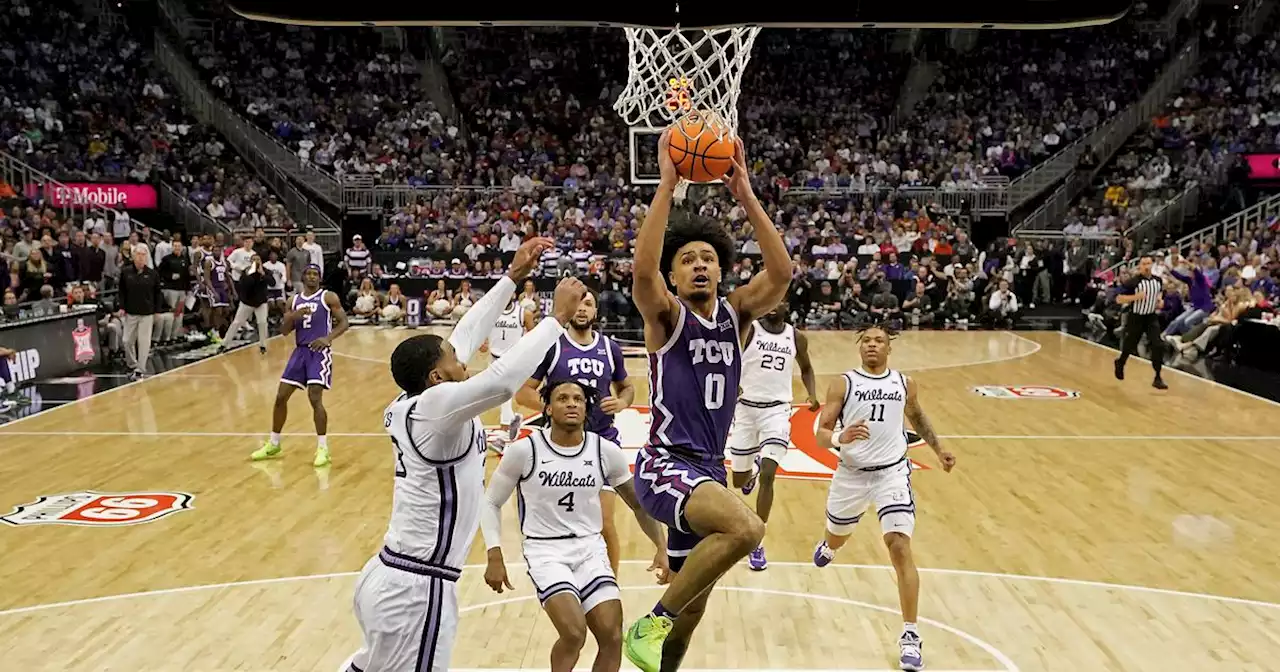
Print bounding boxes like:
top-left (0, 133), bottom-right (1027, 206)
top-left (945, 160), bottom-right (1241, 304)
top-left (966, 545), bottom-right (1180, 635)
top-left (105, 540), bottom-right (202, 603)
top-left (667, 116), bottom-right (735, 183)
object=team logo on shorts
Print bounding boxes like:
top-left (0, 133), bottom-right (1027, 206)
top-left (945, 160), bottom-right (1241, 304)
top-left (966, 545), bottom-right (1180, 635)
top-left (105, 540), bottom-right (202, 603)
top-left (1, 491), bottom-right (194, 527)
top-left (510, 405), bottom-right (929, 481)
top-left (973, 385), bottom-right (1081, 399)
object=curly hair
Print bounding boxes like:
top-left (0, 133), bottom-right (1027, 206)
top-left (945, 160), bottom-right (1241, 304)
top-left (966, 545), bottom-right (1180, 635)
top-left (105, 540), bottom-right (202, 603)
top-left (659, 209), bottom-right (736, 282)
top-left (390, 334), bottom-right (445, 395)
top-left (856, 321), bottom-right (899, 341)
top-left (540, 379), bottom-right (599, 412)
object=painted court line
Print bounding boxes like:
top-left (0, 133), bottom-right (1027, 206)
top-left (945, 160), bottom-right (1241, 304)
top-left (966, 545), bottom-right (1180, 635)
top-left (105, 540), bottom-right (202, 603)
top-left (3, 430), bottom-right (1278, 442)
top-left (1059, 331), bottom-right (1280, 409)
top-left (2, 560), bottom-right (1276, 619)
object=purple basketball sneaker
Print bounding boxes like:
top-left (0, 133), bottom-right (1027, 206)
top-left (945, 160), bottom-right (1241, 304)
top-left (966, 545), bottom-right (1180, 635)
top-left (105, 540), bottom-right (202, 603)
top-left (747, 545), bottom-right (767, 571)
top-left (813, 540), bottom-right (835, 567)
top-left (899, 631), bottom-right (924, 671)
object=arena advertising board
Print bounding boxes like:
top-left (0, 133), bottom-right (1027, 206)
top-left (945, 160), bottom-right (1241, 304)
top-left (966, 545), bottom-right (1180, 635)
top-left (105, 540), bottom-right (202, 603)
top-left (24, 182), bottom-right (157, 209)
top-left (504, 404), bottom-right (930, 480)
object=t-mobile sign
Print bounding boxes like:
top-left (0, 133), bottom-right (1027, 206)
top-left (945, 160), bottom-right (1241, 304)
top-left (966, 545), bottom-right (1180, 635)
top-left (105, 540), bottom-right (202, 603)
top-left (25, 183), bottom-right (158, 209)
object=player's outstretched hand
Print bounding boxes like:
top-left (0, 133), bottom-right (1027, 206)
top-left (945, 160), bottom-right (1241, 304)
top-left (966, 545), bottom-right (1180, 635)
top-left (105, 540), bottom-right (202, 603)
top-left (838, 420), bottom-right (870, 444)
top-left (507, 237), bottom-right (555, 283)
top-left (656, 128), bottom-right (679, 189)
top-left (649, 551), bottom-right (671, 585)
top-left (551, 277), bottom-right (588, 326)
top-left (724, 135), bottom-right (754, 204)
top-left (936, 450), bottom-right (957, 473)
top-left (484, 559), bottom-right (513, 593)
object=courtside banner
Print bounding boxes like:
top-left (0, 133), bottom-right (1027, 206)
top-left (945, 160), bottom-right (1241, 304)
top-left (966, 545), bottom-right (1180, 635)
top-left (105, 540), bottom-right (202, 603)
top-left (0, 312), bottom-right (101, 384)
top-left (24, 182), bottom-right (158, 209)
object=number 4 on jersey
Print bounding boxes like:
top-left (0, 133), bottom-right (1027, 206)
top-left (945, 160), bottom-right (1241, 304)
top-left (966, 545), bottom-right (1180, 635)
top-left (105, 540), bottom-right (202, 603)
top-left (557, 492), bottom-right (575, 512)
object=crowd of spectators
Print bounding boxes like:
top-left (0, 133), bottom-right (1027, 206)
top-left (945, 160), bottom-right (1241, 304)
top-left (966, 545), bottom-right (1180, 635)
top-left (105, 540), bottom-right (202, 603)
top-left (1061, 20), bottom-right (1280, 235)
top-left (1, 0), bottom-right (295, 232)
top-left (183, 8), bottom-right (1180, 195)
top-left (1086, 217), bottom-right (1278, 365)
top-left (343, 184), bottom-right (1111, 332)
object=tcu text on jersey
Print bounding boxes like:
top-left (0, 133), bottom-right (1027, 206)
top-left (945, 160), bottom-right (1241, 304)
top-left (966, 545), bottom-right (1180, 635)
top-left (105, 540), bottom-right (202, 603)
top-left (688, 337), bottom-right (736, 366)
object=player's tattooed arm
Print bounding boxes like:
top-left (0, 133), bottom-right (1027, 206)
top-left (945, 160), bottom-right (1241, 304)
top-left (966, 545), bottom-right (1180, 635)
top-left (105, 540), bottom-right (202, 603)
top-left (815, 377), bottom-right (846, 450)
top-left (308, 290), bottom-right (349, 350)
top-left (904, 376), bottom-right (956, 472)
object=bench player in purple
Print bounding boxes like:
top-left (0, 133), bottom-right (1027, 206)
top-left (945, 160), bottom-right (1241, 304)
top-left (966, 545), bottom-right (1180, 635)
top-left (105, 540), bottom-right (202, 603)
top-left (251, 264), bottom-right (349, 467)
top-left (623, 131), bottom-right (792, 672)
top-left (515, 288), bottom-right (637, 574)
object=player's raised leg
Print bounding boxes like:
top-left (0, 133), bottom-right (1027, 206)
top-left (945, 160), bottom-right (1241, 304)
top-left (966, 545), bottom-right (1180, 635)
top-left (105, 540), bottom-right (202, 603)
top-left (658, 582), bottom-right (713, 672)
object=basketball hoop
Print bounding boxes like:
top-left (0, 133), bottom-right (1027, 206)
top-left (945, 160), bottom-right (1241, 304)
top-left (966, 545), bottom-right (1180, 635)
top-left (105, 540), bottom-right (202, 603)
top-left (614, 26), bottom-right (762, 140)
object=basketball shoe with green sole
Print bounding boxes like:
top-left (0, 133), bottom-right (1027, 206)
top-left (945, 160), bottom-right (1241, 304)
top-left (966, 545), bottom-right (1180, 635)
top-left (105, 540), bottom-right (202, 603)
top-left (624, 613), bottom-right (673, 672)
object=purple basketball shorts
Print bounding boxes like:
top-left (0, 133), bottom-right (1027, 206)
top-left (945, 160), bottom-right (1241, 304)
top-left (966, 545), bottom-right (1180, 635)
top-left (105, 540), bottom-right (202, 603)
top-left (280, 347), bottom-right (333, 389)
top-left (210, 287), bottom-right (230, 307)
top-left (633, 445), bottom-right (727, 572)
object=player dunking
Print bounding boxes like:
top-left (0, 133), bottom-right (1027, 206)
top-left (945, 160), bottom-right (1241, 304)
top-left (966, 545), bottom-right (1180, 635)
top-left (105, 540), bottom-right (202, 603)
top-left (481, 379), bottom-right (667, 672)
top-left (486, 293), bottom-right (537, 438)
top-left (727, 298), bottom-right (820, 571)
top-left (813, 324), bottom-right (955, 671)
top-left (251, 265), bottom-right (349, 467)
top-left (515, 289), bottom-right (637, 574)
top-left (343, 239), bottom-right (586, 672)
top-left (624, 131), bottom-right (792, 672)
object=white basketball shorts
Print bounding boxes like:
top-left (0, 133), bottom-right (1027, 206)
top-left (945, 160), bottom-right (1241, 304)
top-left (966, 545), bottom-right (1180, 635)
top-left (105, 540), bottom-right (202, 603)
top-left (346, 554), bottom-right (461, 672)
top-left (824, 459), bottom-right (916, 537)
top-left (729, 402), bottom-right (792, 471)
top-left (522, 535), bottom-right (619, 614)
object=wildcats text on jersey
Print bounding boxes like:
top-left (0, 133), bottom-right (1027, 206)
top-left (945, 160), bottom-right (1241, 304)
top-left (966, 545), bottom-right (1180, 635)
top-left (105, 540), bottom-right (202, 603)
top-left (505, 405), bottom-right (930, 481)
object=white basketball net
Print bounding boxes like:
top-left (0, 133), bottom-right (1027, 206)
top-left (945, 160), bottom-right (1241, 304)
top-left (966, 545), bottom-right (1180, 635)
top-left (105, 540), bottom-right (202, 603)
top-left (614, 26), bottom-right (762, 140)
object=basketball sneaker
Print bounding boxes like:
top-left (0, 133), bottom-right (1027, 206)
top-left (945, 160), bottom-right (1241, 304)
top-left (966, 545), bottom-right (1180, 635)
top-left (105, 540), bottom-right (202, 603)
top-left (623, 613), bottom-right (673, 672)
top-left (313, 445), bottom-right (331, 468)
top-left (508, 414), bottom-right (523, 443)
top-left (747, 545), bottom-right (767, 571)
top-left (899, 631), bottom-right (924, 671)
top-left (251, 440), bottom-right (282, 461)
top-left (741, 455), bottom-right (761, 495)
top-left (813, 540), bottom-right (836, 567)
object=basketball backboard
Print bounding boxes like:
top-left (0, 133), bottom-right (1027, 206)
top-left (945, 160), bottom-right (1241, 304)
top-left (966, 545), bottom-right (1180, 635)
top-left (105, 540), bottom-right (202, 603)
top-left (227, 0), bottom-right (1132, 28)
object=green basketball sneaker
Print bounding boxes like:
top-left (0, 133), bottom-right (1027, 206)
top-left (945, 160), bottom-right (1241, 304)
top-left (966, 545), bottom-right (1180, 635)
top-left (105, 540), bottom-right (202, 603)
top-left (313, 445), bottom-right (331, 467)
top-left (623, 613), bottom-right (673, 672)
top-left (251, 440), bottom-right (282, 461)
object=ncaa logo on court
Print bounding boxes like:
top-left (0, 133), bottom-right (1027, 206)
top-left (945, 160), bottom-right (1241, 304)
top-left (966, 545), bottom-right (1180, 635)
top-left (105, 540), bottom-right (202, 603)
top-left (973, 385), bottom-right (1080, 399)
top-left (1, 491), bottom-right (194, 527)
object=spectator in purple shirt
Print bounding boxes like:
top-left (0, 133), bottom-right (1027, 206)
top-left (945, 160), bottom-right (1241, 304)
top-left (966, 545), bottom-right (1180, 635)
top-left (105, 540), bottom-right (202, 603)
top-left (1164, 253), bottom-right (1215, 336)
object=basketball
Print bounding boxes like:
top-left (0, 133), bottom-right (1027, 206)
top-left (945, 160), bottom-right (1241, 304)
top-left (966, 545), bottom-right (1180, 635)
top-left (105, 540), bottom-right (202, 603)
top-left (667, 116), bottom-right (735, 183)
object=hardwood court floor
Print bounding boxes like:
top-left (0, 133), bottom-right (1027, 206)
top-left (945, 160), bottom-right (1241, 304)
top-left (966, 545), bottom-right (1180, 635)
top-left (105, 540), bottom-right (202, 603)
top-left (1, 329), bottom-right (1278, 671)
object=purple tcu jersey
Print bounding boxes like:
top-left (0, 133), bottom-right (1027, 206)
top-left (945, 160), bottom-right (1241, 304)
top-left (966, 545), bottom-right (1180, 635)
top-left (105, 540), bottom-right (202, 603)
top-left (291, 289), bottom-right (332, 347)
top-left (648, 298), bottom-right (742, 463)
top-left (533, 331), bottom-right (628, 443)
top-left (209, 258), bottom-right (229, 290)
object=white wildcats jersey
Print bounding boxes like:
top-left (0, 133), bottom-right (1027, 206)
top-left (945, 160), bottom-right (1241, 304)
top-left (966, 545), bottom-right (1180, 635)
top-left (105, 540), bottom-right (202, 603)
top-left (515, 429), bottom-right (631, 541)
top-left (488, 303), bottom-right (525, 357)
top-left (739, 321), bottom-right (796, 404)
top-left (838, 368), bottom-right (909, 468)
top-left (382, 392), bottom-right (489, 572)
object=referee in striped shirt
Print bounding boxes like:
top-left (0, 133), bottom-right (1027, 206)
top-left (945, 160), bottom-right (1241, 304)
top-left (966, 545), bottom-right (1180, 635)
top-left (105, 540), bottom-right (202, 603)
top-left (1114, 255), bottom-right (1168, 389)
